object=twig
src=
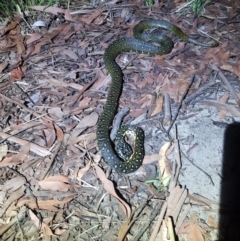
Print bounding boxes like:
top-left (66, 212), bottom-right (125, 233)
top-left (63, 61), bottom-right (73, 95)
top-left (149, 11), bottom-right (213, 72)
top-left (166, 46), bottom-right (190, 61)
top-left (163, 93), bottom-right (171, 125)
top-left (39, 141), bottom-right (62, 180)
top-left (166, 185), bottom-right (188, 225)
top-left (166, 75), bottom-right (195, 137)
top-left (117, 197), bottom-right (158, 240)
top-left (210, 64), bottom-right (240, 107)
top-left (0, 206), bottom-right (27, 236)
top-left (180, 150), bottom-right (214, 185)
top-left (69, 77), bottom-right (97, 107)
top-left (7, 167), bottom-right (40, 210)
top-left (0, 80), bottom-right (11, 91)
top-left (0, 186), bottom-right (25, 218)
top-left (167, 217), bottom-right (176, 241)
top-left (184, 72), bottom-right (218, 104)
top-left (131, 200), bottom-right (163, 241)
top-left (0, 92), bottom-right (38, 116)
top-left (0, 92), bottom-right (55, 125)
top-left (197, 29), bottom-right (220, 44)
top-left (199, 100), bottom-right (240, 117)
top-left (169, 125), bottom-right (181, 191)
top-left (14, 83), bottom-right (35, 105)
top-left (149, 201), bottom-right (168, 241)
top-left (0, 131), bottom-right (50, 157)
top-left (175, 203), bottom-right (191, 233)
top-left (174, 0), bottom-right (195, 13)
top-left (0, 123), bottom-right (41, 144)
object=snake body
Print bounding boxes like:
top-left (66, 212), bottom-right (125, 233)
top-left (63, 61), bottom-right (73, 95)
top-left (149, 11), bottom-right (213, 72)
top-left (97, 19), bottom-right (218, 173)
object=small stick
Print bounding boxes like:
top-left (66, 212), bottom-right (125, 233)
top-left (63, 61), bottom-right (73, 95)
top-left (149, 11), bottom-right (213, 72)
top-left (210, 64), bottom-right (240, 107)
top-left (0, 206), bottom-right (27, 236)
top-left (167, 75), bottom-right (195, 137)
top-left (180, 150), bottom-right (214, 185)
top-left (40, 141), bottom-right (62, 180)
top-left (174, 0), bottom-right (195, 13)
top-left (163, 93), bottom-right (171, 126)
top-left (184, 72), bottom-right (218, 104)
top-left (149, 201), bottom-right (168, 241)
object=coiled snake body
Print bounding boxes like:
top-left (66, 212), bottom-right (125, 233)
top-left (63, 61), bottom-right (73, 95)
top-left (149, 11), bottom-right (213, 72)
top-left (97, 19), bottom-right (218, 173)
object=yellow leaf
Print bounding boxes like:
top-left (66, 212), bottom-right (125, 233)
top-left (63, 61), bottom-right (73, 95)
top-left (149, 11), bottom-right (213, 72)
top-left (151, 96), bottom-right (163, 116)
top-left (0, 144), bottom-right (8, 161)
top-left (158, 142), bottom-right (172, 187)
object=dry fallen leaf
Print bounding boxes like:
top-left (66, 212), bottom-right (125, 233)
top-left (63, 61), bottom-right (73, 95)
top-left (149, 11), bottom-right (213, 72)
top-left (2, 176), bottom-right (26, 193)
top-left (207, 215), bottom-right (218, 229)
top-left (47, 78), bottom-right (83, 91)
top-left (0, 143), bottom-right (30, 167)
top-left (78, 8), bottom-right (105, 24)
top-left (117, 217), bottom-right (132, 240)
top-left (158, 219), bottom-right (169, 241)
top-left (188, 223), bottom-right (204, 241)
top-left (10, 143), bottom-right (30, 164)
top-left (39, 175), bottom-right (76, 191)
top-left (200, 100), bottom-right (240, 117)
top-left (44, 128), bottom-right (56, 148)
top-left (143, 154), bottom-right (160, 164)
top-left (178, 212), bottom-right (205, 241)
top-left (140, 94), bottom-right (154, 108)
top-left (77, 161), bottom-right (91, 181)
top-left (219, 92), bottom-right (229, 104)
top-left (0, 21), bottom-right (18, 36)
top-left (54, 222), bottom-right (68, 235)
top-left (61, 49), bottom-right (78, 60)
top-left (151, 95), bottom-right (163, 116)
top-left (29, 209), bottom-right (55, 237)
top-left (166, 185), bottom-right (188, 223)
top-left (55, 123), bottom-right (64, 141)
top-left (0, 144), bottom-right (8, 161)
top-left (18, 195), bottom-right (75, 212)
top-left (70, 112), bottom-right (98, 139)
top-left (0, 191), bottom-right (6, 205)
top-left (10, 67), bottom-right (24, 80)
top-left (94, 164), bottom-right (131, 218)
top-left (48, 107), bottom-right (64, 120)
top-left (0, 185), bottom-right (25, 218)
top-left (217, 49), bottom-right (230, 63)
top-left (77, 112), bottom-right (99, 129)
top-left (158, 142), bottom-right (172, 187)
top-left (221, 61), bottom-right (240, 77)
top-left (0, 62), bottom-right (8, 73)
top-left (30, 6), bottom-right (73, 22)
top-left (68, 133), bottom-right (96, 145)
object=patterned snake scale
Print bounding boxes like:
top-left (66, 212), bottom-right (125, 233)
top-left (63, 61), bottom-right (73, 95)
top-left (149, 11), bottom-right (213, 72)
top-left (96, 19), bottom-right (218, 174)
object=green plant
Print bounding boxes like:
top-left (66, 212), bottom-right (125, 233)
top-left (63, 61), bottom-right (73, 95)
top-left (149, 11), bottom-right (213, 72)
top-left (145, 176), bottom-right (171, 192)
top-left (0, 0), bottom-right (61, 22)
top-left (187, 0), bottom-right (211, 15)
top-left (143, 0), bottom-right (155, 7)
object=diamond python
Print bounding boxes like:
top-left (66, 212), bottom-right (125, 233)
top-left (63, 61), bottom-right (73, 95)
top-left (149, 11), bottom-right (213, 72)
top-left (96, 19), bottom-right (218, 174)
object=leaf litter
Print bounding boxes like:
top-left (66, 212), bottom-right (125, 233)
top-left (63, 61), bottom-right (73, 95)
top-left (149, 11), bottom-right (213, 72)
top-left (0, 0), bottom-right (238, 240)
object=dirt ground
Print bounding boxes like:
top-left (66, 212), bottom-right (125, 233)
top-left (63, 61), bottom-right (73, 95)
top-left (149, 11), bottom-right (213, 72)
top-left (0, 0), bottom-right (240, 240)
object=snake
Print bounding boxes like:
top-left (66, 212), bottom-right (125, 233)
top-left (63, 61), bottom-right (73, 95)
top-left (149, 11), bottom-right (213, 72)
top-left (96, 19), bottom-right (218, 174)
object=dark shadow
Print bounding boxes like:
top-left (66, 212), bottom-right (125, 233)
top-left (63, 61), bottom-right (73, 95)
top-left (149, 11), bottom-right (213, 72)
top-left (219, 122), bottom-right (240, 240)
